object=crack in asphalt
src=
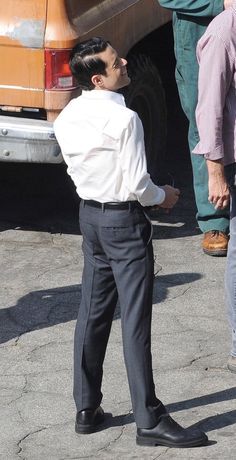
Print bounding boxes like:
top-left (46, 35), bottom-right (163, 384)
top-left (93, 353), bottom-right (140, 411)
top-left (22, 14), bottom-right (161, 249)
top-left (152, 447), bottom-right (170, 459)
top-left (17, 426), bottom-right (47, 459)
top-left (98, 426), bottom-right (126, 454)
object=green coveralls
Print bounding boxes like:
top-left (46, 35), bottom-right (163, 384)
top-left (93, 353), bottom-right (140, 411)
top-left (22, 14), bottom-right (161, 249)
top-left (158, 0), bottom-right (229, 233)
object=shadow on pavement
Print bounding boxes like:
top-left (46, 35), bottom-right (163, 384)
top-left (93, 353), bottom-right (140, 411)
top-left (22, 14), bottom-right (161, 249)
top-left (0, 272), bottom-right (201, 344)
top-left (168, 387), bottom-right (236, 413)
top-left (168, 387), bottom-right (236, 434)
top-left (96, 387), bottom-right (236, 434)
top-left (191, 409), bottom-right (236, 434)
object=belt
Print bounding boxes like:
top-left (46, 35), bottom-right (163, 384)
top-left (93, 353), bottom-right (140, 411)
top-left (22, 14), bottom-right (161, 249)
top-left (82, 199), bottom-right (139, 210)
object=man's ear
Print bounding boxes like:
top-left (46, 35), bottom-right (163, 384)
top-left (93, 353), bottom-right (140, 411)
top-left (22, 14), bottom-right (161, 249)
top-left (91, 74), bottom-right (104, 89)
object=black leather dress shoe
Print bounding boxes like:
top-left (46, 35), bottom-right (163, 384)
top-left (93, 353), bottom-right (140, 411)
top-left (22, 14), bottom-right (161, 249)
top-left (137, 414), bottom-right (208, 448)
top-left (75, 406), bottom-right (105, 434)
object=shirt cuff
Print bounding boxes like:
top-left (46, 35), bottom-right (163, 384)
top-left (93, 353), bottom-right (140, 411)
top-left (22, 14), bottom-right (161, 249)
top-left (139, 186), bottom-right (166, 207)
top-left (193, 142), bottom-right (224, 161)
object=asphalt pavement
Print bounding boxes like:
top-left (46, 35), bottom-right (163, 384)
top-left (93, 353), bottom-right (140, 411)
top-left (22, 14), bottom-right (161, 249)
top-left (0, 159), bottom-right (235, 460)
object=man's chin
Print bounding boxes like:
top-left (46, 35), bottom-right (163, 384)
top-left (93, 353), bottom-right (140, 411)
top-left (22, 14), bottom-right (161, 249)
top-left (119, 76), bottom-right (131, 89)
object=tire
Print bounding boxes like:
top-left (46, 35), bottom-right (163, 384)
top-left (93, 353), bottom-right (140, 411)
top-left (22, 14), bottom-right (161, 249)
top-left (122, 54), bottom-right (167, 184)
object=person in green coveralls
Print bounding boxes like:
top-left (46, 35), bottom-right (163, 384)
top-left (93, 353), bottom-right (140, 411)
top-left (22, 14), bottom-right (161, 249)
top-left (158, 0), bottom-right (233, 256)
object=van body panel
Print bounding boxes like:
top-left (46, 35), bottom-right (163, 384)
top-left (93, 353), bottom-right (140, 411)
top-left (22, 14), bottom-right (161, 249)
top-left (0, 0), bottom-right (47, 48)
top-left (0, 48), bottom-right (44, 108)
top-left (73, 0), bottom-right (170, 56)
top-left (0, 0), bottom-right (47, 108)
top-left (45, 0), bottom-right (170, 53)
top-left (0, 87), bottom-right (44, 109)
top-left (45, 0), bottom-right (78, 48)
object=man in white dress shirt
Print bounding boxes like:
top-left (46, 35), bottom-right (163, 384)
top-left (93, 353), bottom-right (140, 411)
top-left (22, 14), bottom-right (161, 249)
top-left (54, 37), bottom-right (207, 448)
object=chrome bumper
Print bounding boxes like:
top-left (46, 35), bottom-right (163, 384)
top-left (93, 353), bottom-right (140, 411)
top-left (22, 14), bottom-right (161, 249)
top-left (0, 116), bottom-right (62, 163)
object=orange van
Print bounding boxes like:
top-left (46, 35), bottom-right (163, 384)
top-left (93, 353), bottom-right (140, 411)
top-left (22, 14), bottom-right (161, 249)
top-left (0, 0), bottom-right (171, 181)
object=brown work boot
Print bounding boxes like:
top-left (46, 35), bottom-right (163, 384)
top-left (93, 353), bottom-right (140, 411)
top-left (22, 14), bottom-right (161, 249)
top-left (202, 231), bottom-right (229, 256)
top-left (227, 356), bottom-right (236, 373)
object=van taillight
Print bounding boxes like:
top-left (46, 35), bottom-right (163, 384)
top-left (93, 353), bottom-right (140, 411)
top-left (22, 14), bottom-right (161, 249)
top-left (45, 49), bottom-right (78, 90)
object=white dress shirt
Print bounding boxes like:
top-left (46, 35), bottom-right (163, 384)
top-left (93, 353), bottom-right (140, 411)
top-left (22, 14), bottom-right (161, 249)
top-left (54, 90), bottom-right (165, 206)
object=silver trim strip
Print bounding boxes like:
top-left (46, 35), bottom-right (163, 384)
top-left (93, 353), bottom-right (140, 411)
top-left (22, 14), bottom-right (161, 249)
top-left (0, 85), bottom-right (42, 91)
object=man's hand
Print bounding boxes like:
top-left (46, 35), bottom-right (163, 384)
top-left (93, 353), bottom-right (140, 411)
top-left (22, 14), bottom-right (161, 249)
top-left (224, 0), bottom-right (233, 9)
top-left (159, 184), bottom-right (180, 209)
top-left (207, 159), bottom-right (230, 209)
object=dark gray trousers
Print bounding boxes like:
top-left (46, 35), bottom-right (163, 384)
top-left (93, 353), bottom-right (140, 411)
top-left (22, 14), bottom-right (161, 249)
top-left (73, 201), bottom-right (162, 428)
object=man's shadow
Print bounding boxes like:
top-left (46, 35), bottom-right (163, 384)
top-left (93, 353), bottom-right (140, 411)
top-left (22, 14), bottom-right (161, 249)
top-left (0, 272), bottom-right (201, 344)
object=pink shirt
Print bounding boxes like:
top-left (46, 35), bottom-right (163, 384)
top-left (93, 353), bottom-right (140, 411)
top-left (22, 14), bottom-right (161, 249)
top-left (193, 2), bottom-right (236, 166)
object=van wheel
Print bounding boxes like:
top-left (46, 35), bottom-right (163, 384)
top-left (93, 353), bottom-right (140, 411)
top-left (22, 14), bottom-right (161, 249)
top-left (122, 54), bottom-right (167, 184)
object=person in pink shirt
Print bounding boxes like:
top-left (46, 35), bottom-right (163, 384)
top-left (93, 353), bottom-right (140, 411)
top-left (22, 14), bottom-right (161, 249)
top-left (193, 1), bottom-right (236, 372)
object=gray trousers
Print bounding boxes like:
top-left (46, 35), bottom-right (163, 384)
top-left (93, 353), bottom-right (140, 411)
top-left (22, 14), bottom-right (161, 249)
top-left (225, 189), bottom-right (236, 357)
top-left (73, 200), bottom-right (163, 428)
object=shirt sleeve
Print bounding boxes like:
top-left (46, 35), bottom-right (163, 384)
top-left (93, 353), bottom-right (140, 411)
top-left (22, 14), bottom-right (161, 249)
top-left (119, 113), bottom-right (165, 207)
top-left (158, 0), bottom-right (224, 17)
top-left (193, 34), bottom-right (234, 160)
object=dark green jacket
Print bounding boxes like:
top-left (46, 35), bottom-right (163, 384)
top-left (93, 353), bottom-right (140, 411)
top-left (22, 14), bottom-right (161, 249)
top-left (158, 0), bottom-right (223, 18)
top-left (158, 0), bottom-right (225, 140)
top-left (158, 1), bottom-right (224, 67)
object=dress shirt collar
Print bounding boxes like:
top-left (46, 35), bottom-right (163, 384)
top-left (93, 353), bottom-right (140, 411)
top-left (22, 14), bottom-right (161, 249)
top-left (81, 89), bottom-right (126, 106)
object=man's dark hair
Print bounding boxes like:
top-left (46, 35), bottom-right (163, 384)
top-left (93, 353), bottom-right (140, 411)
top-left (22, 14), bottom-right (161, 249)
top-left (70, 37), bottom-right (110, 90)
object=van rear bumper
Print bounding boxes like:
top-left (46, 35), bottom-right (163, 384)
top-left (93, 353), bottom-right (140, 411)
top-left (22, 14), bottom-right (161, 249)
top-left (0, 116), bottom-right (63, 163)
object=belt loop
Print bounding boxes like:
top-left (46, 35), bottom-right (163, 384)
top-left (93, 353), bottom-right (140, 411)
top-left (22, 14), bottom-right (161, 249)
top-left (82, 199), bottom-right (85, 207)
top-left (102, 203), bottom-right (105, 213)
